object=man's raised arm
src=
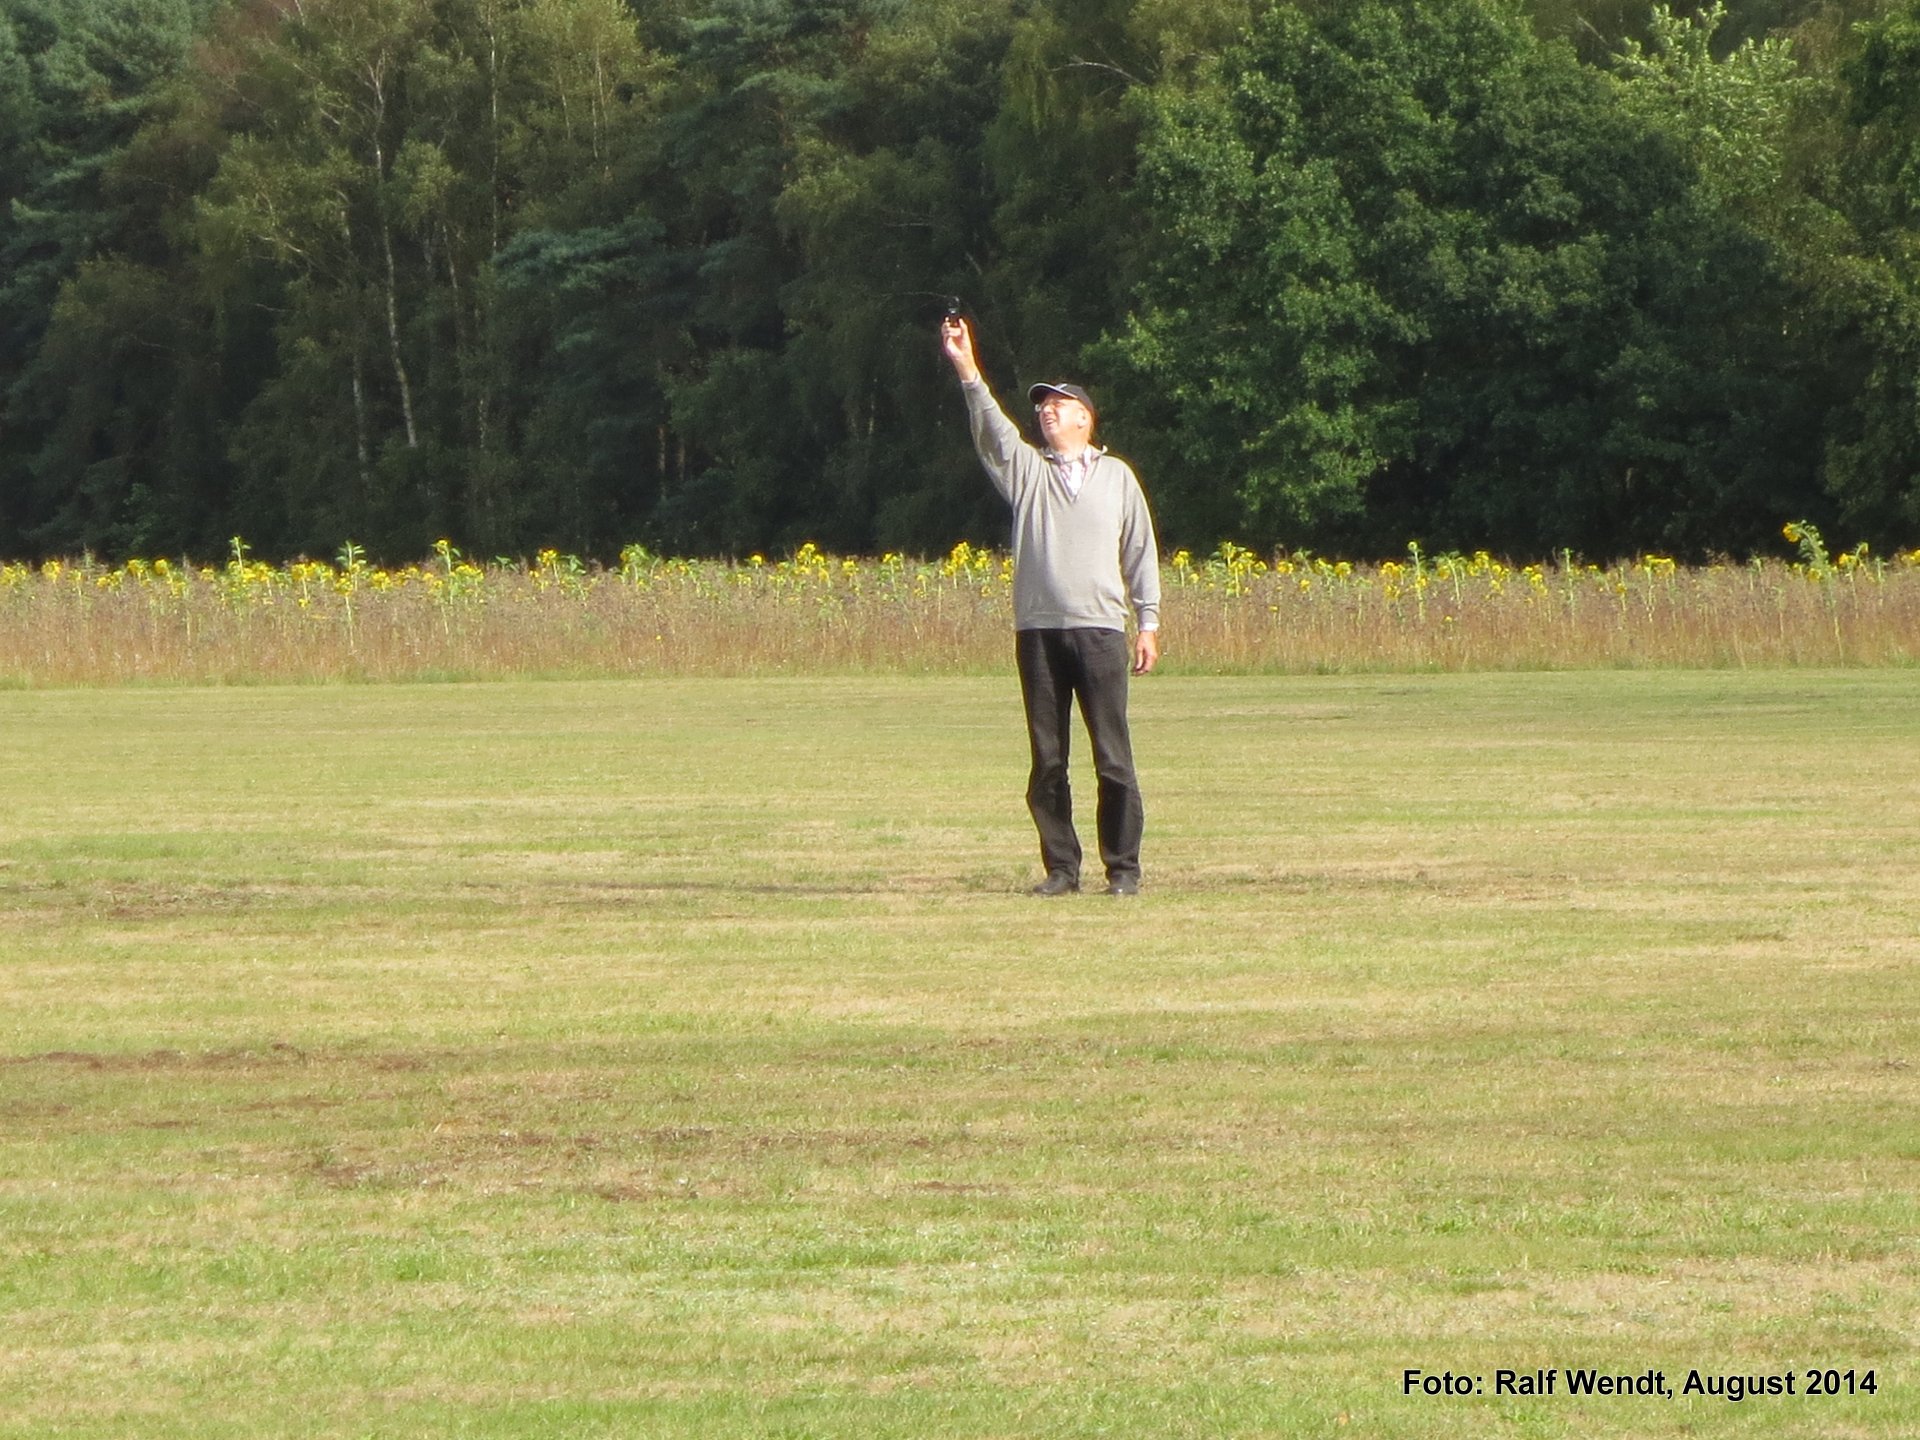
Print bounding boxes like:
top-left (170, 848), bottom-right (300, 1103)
top-left (942, 315), bottom-right (1024, 499)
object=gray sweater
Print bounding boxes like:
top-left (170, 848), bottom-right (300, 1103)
top-left (963, 379), bottom-right (1161, 633)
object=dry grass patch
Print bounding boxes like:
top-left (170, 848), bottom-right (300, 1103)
top-left (1, 673), bottom-right (1916, 1437)
top-left (10, 536), bottom-right (1920, 682)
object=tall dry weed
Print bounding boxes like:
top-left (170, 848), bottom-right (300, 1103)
top-left (4, 531), bottom-right (1917, 686)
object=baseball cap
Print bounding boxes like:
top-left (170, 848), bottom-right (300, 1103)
top-left (1028, 381), bottom-right (1096, 415)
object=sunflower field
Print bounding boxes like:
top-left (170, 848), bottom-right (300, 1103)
top-left (5, 526), bottom-right (1919, 686)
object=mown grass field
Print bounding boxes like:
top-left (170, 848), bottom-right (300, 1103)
top-left (2, 671), bottom-right (1916, 1437)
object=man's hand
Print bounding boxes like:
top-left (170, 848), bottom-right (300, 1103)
top-left (941, 316), bottom-right (980, 384)
top-left (1132, 629), bottom-right (1159, 676)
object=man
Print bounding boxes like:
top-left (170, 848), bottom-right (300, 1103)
top-left (940, 314), bottom-right (1161, 897)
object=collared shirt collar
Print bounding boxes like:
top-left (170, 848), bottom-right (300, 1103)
top-left (1047, 445), bottom-right (1103, 499)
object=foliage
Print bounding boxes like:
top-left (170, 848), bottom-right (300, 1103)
top-left (1815, 0), bottom-right (1920, 537)
top-left (3, 0), bottom-right (1920, 563)
top-left (1113, 0), bottom-right (1823, 558)
top-left (0, 0), bottom-right (223, 551)
top-left (1614, 2), bottom-right (1807, 213)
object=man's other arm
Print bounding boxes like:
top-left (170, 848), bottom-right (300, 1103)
top-left (1119, 477), bottom-right (1161, 675)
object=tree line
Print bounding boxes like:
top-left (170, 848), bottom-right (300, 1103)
top-left (3, 0), bottom-right (1919, 564)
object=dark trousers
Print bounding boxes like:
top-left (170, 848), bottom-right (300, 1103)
top-left (1015, 627), bottom-right (1144, 883)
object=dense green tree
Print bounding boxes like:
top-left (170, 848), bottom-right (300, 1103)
top-left (494, 0), bottom-right (1022, 555)
top-left (1111, 0), bottom-right (1820, 557)
top-left (4, 0), bottom-right (1917, 563)
top-left (980, 0), bottom-right (1245, 375)
top-left (648, 0), bottom-right (967, 551)
top-left (0, 12), bottom-right (33, 215)
top-left (188, 0), bottom-right (673, 558)
top-left (1522, 0), bottom-right (1826, 62)
top-left (0, 0), bottom-right (218, 551)
top-left (1815, 0), bottom-right (1920, 535)
top-left (767, 0), bottom-right (1019, 550)
top-left (1615, 3), bottom-right (1808, 213)
top-left (1523, 0), bottom-right (1655, 63)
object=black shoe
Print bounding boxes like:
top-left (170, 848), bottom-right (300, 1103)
top-left (1103, 874), bottom-right (1140, 896)
top-left (1030, 872), bottom-right (1080, 897)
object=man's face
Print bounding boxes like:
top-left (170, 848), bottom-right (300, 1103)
top-left (1036, 395), bottom-right (1094, 453)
